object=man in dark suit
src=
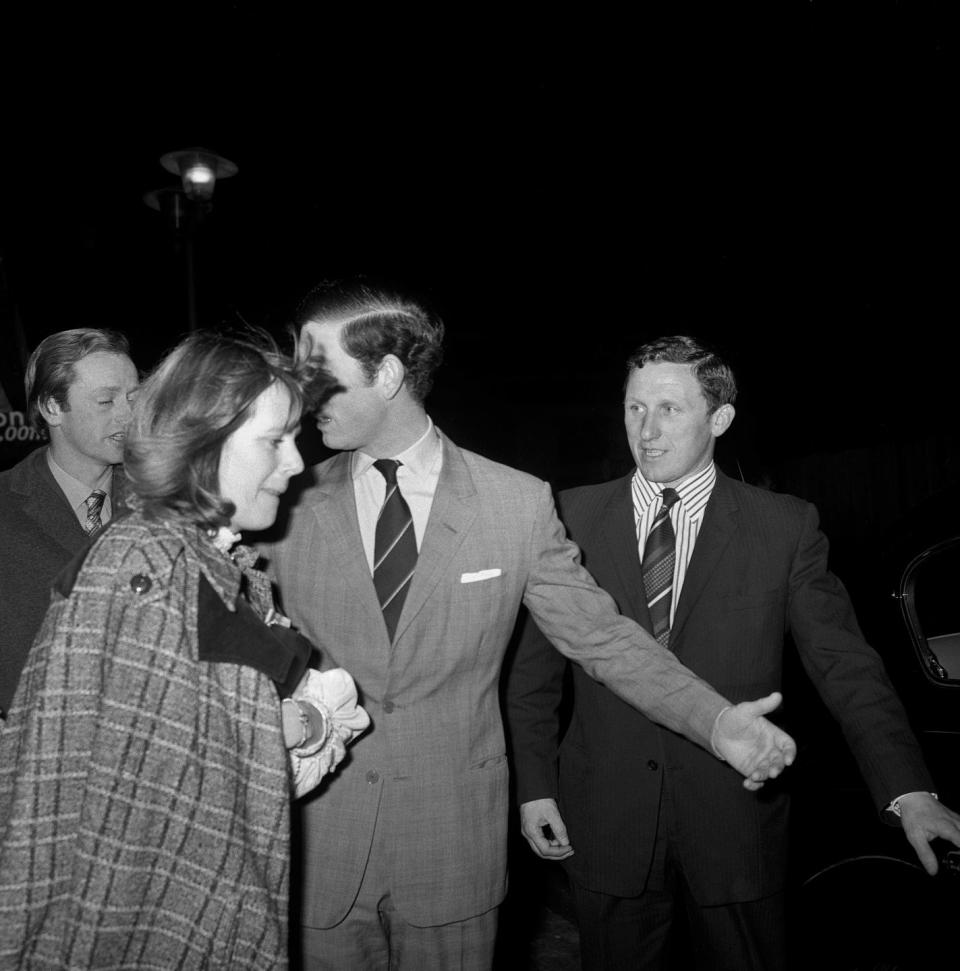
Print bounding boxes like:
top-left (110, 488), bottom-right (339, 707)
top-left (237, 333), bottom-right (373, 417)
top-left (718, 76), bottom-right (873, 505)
top-left (505, 335), bottom-right (960, 970)
top-left (0, 328), bottom-right (138, 717)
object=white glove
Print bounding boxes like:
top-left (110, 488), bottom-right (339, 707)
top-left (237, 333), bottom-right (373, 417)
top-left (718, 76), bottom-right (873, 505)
top-left (289, 668), bottom-right (370, 799)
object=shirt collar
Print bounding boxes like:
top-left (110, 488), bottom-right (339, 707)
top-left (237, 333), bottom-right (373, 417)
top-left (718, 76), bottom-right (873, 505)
top-left (632, 462), bottom-right (717, 513)
top-left (46, 448), bottom-right (113, 510)
top-left (352, 416), bottom-right (441, 479)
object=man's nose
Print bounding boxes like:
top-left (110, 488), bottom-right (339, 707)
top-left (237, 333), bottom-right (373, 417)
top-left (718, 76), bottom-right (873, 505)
top-left (115, 396), bottom-right (134, 425)
top-left (640, 413), bottom-right (660, 441)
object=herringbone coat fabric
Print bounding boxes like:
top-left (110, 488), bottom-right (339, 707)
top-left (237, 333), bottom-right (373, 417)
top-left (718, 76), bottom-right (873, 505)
top-left (261, 432), bottom-right (729, 930)
top-left (0, 446), bottom-right (128, 716)
top-left (0, 511), bottom-right (292, 970)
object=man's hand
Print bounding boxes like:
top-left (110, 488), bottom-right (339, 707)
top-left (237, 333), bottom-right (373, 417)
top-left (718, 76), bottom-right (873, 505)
top-left (711, 692), bottom-right (797, 790)
top-left (898, 792), bottom-right (960, 875)
top-left (520, 798), bottom-right (575, 860)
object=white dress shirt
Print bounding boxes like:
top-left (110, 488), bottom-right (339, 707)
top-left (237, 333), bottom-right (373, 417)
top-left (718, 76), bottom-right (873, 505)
top-left (352, 417), bottom-right (444, 573)
top-left (46, 449), bottom-right (114, 530)
top-left (631, 462), bottom-right (717, 627)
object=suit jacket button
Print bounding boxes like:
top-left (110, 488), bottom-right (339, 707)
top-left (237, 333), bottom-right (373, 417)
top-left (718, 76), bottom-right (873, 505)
top-left (647, 759), bottom-right (659, 771)
top-left (366, 770), bottom-right (380, 785)
top-left (382, 701), bottom-right (394, 714)
top-left (130, 574), bottom-right (152, 594)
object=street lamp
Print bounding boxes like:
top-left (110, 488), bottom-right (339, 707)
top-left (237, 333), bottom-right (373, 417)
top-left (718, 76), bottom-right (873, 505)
top-left (160, 147), bottom-right (239, 203)
top-left (145, 147), bottom-right (239, 331)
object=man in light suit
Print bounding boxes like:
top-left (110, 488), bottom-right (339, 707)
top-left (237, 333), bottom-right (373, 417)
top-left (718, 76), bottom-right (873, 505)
top-left (505, 335), bottom-right (960, 970)
top-left (0, 328), bottom-right (138, 718)
top-left (260, 286), bottom-right (796, 970)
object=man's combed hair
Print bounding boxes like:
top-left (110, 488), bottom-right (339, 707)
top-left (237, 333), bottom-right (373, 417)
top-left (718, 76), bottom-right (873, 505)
top-left (296, 282), bottom-right (444, 403)
top-left (25, 328), bottom-right (132, 429)
top-left (125, 329), bottom-right (336, 528)
top-left (626, 335), bottom-right (737, 413)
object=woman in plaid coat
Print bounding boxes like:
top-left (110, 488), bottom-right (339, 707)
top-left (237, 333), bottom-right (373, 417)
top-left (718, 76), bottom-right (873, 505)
top-left (0, 332), bottom-right (367, 970)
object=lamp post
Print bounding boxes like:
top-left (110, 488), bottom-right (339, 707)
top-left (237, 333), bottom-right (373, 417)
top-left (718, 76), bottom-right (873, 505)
top-left (144, 147), bottom-right (238, 331)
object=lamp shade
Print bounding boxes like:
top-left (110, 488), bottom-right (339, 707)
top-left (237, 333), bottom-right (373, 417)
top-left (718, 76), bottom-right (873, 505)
top-left (159, 147), bottom-right (238, 201)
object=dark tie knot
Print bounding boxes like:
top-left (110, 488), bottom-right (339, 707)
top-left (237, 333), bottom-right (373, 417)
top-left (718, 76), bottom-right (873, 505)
top-left (660, 487), bottom-right (679, 511)
top-left (373, 459), bottom-right (402, 486)
top-left (86, 490), bottom-right (106, 514)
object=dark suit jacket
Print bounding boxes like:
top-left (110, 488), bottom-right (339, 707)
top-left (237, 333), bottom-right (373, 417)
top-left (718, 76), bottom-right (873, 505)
top-left (506, 470), bottom-right (933, 905)
top-left (0, 447), bottom-right (127, 715)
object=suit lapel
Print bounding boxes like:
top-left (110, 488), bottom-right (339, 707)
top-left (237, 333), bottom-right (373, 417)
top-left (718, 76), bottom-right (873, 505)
top-left (391, 433), bottom-right (479, 643)
top-left (595, 476), bottom-right (652, 629)
top-left (308, 454), bottom-right (383, 618)
top-left (16, 448), bottom-right (85, 555)
top-left (670, 472), bottom-right (739, 645)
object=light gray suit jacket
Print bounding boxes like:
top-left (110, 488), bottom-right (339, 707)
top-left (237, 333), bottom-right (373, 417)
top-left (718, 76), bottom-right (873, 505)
top-left (262, 432), bottom-right (724, 928)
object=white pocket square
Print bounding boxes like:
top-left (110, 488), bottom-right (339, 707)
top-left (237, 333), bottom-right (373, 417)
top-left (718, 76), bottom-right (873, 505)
top-left (460, 568), bottom-right (502, 584)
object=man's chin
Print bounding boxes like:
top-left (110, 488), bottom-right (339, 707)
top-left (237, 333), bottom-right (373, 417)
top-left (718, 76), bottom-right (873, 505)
top-left (101, 444), bottom-right (125, 465)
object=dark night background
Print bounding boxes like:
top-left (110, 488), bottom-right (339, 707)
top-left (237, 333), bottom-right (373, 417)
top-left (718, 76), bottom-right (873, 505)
top-left (3, 3), bottom-right (957, 587)
top-left (1, 4), bottom-right (958, 965)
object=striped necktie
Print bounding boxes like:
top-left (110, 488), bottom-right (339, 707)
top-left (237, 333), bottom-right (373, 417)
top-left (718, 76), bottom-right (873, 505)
top-left (84, 489), bottom-right (107, 536)
top-left (373, 459), bottom-right (418, 641)
top-left (642, 487), bottom-right (680, 647)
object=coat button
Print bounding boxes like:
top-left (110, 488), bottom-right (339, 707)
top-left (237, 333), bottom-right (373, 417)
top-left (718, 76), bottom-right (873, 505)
top-left (366, 770), bottom-right (380, 785)
top-left (130, 574), bottom-right (152, 594)
top-left (382, 701), bottom-right (394, 714)
top-left (647, 759), bottom-right (659, 771)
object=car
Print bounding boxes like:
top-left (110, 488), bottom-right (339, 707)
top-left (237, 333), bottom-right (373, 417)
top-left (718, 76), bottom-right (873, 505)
top-left (789, 510), bottom-right (960, 969)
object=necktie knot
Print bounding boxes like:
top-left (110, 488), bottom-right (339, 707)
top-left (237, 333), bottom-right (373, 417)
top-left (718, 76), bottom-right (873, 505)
top-left (374, 458), bottom-right (401, 487)
top-left (84, 490), bottom-right (107, 536)
top-left (660, 487), bottom-right (680, 511)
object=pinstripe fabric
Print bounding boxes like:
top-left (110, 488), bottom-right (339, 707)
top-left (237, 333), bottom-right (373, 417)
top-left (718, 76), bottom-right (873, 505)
top-left (632, 464), bottom-right (716, 627)
top-left (0, 511), bottom-right (292, 970)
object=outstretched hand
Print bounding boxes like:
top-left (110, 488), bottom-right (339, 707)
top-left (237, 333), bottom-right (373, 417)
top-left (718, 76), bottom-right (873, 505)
top-left (711, 692), bottom-right (797, 791)
top-left (898, 792), bottom-right (960, 875)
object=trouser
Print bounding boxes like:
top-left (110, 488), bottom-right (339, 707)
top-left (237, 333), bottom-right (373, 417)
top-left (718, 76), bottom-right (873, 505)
top-left (296, 802), bottom-right (498, 971)
top-left (571, 873), bottom-right (786, 971)
top-left (569, 768), bottom-right (786, 971)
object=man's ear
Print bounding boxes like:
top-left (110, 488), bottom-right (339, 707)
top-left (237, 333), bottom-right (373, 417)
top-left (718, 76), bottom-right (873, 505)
top-left (377, 355), bottom-right (406, 399)
top-left (710, 403), bottom-right (735, 439)
top-left (38, 396), bottom-right (64, 428)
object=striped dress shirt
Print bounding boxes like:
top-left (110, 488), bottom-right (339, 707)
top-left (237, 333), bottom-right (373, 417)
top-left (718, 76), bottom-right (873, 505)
top-left (631, 463), bottom-right (717, 627)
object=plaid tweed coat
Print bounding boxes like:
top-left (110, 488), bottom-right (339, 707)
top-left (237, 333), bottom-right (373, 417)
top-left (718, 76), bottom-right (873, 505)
top-left (0, 511), bottom-right (293, 970)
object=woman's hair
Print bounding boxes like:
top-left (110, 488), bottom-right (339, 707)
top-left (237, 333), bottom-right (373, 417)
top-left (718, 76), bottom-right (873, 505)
top-left (125, 329), bottom-right (337, 527)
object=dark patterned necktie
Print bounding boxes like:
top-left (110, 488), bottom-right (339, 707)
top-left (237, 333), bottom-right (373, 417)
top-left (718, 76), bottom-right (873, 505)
top-left (84, 490), bottom-right (107, 536)
top-left (642, 488), bottom-right (680, 647)
top-left (373, 459), bottom-right (418, 641)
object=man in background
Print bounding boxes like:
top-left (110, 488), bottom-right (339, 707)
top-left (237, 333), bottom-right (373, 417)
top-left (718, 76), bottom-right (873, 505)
top-left (0, 328), bottom-right (138, 717)
top-left (505, 335), bottom-right (960, 970)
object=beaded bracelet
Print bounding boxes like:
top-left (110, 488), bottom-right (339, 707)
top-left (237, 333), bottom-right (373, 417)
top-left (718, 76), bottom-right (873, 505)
top-left (282, 697), bottom-right (310, 750)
